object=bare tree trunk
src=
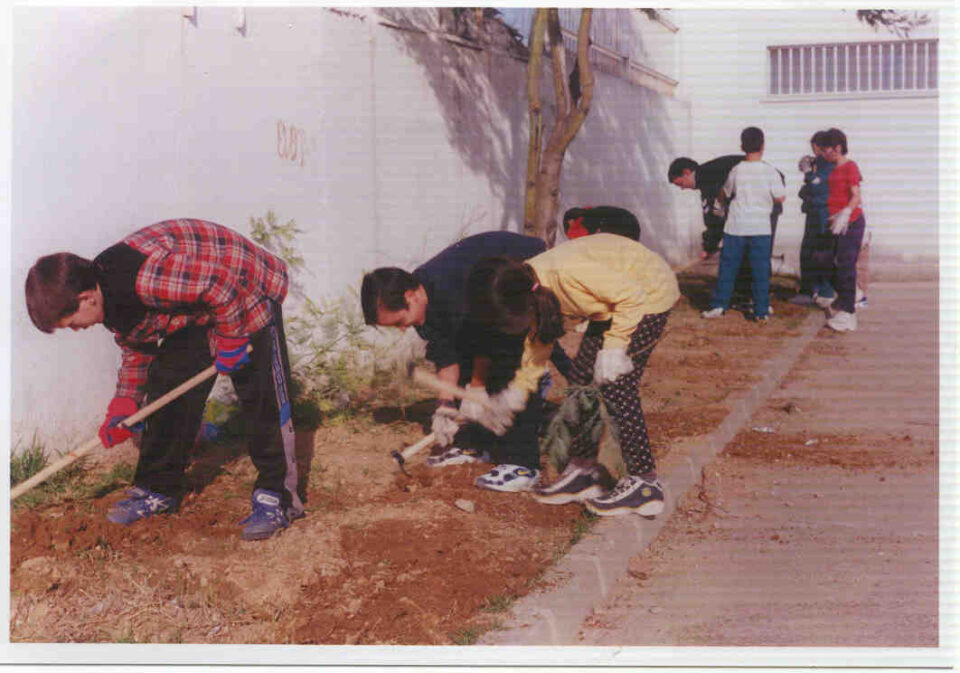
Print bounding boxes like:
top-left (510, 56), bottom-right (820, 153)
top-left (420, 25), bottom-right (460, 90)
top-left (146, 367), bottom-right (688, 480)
top-left (524, 8), bottom-right (594, 246)
top-left (523, 9), bottom-right (548, 234)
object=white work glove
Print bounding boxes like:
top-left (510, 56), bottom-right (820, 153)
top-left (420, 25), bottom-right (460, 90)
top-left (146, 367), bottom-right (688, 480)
top-left (458, 384), bottom-right (488, 428)
top-left (430, 405), bottom-right (460, 448)
top-left (798, 154), bottom-right (815, 174)
top-left (829, 207), bottom-right (852, 236)
top-left (460, 385), bottom-right (528, 436)
top-left (594, 347), bottom-right (634, 385)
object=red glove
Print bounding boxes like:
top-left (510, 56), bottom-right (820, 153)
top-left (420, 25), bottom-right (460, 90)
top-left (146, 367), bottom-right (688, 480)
top-left (215, 335), bottom-right (251, 373)
top-left (98, 397), bottom-right (142, 449)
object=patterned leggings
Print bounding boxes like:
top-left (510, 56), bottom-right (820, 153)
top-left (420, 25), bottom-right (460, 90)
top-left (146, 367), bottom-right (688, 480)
top-left (567, 311), bottom-right (669, 475)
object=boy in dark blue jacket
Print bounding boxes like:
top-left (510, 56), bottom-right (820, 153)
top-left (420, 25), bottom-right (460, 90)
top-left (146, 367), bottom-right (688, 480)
top-left (361, 231), bottom-right (571, 493)
top-left (792, 130), bottom-right (837, 306)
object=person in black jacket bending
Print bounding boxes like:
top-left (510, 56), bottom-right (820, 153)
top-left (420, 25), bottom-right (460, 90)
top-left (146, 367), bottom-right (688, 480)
top-left (669, 156), bottom-right (784, 310)
top-left (361, 231), bottom-right (572, 493)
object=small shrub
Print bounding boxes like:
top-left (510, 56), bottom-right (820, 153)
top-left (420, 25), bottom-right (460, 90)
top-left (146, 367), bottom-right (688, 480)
top-left (249, 210), bottom-right (413, 419)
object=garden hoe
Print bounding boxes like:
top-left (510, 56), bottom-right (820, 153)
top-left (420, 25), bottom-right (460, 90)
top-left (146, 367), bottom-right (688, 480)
top-left (390, 432), bottom-right (437, 476)
top-left (392, 364), bottom-right (486, 475)
top-left (10, 345), bottom-right (252, 501)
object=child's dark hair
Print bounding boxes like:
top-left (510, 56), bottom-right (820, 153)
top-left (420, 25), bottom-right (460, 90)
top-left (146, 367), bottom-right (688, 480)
top-left (563, 206), bottom-right (641, 241)
top-left (465, 256), bottom-right (564, 345)
top-left (740, 126), bottom-right (764, 153)
top-left (667, 157), bottom-right (698, 182)
top-left (811, 130), bottom-right (830, 147)
top-left (824, 127), bottom-right (848, 155)
top-left (360, 267), bottom-right (420, 325)
top-left (25, 253), bottom-right (99, 334)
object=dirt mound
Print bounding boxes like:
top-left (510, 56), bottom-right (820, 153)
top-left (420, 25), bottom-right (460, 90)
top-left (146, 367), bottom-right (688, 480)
top-left (724, 429), bottom-right (936, 470)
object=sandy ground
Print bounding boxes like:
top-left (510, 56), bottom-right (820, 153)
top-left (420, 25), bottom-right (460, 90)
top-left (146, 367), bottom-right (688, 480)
top-left (576, 281), bottom-right (939, 647)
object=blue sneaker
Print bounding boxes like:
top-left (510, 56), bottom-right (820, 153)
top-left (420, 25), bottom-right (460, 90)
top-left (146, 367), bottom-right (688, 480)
top-left (107, 486), bottom-right (175, 525)
top-left (240, 489), bottom-right (289, 541)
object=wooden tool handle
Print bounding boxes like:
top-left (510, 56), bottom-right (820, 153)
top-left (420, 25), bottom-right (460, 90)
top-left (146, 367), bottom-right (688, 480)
top-left (410, 368), bottom-right (490, 405)
top-left (400, 432), bottom-right (437, 461)
top-left (10, 345), bottom-right (252, 501)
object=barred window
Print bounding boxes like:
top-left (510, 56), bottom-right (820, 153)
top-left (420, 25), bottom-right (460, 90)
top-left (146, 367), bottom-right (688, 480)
top-left (768, 39), bottom-right (937, 97)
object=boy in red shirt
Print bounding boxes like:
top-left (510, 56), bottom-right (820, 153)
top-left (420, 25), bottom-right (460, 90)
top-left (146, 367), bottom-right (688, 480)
top-left (25, 219), bottom-right (303, 540)
top-left (821, 128), bottom-right (866, 332)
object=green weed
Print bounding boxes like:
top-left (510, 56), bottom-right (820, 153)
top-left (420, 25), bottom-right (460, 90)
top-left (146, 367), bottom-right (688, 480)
top-left (10, 433), bottom-right (48, 486)
top-left (570, 510), bottom-right (599, 545)
top-left (450, 626), bottom-right (482, 645)
top-left (85, 462), bottom-right (135, 499)
top-left (480, 595), bottom-right (512, 613)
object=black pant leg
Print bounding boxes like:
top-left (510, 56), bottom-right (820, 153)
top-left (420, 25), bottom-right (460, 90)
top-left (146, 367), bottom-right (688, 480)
top-left (491, 392), bottom-right (543, 470)
top-left (135, 325), bottom-right (216, 500)
top-left (229, 303), bottom-right (303, 515)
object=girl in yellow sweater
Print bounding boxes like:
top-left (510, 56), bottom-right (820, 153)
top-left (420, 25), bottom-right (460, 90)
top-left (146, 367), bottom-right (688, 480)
top-left (463, 234), bottom-right (680, 516)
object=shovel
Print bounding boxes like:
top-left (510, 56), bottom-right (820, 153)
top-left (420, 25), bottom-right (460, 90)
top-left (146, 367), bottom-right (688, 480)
top-left (10, 346), bottom-right (251, 501)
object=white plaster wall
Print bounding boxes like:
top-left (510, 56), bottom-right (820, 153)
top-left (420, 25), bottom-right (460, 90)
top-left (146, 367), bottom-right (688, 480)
top-left (11, 6), bottom-right (692, 451)
top-left (674, 9), bottom-right (940, 272)
top-left (12, 7), bottom-right (187, 450)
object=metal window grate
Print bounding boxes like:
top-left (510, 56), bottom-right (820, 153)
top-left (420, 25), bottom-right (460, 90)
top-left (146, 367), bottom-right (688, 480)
top-left (768, 39), bottom-right (937, 96)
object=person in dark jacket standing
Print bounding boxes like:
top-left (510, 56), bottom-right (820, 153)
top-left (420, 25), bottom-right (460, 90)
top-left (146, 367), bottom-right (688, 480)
top-left (792, 130), bottom-right (837, 307)
top-left (25, 219), bottom-right (303, 541)
top-left (361, 231), bottom-right (571, 493)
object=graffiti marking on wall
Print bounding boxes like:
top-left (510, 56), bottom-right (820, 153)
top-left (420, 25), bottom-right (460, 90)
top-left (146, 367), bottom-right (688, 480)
top-left (277, 120), bottom-right (307, 168)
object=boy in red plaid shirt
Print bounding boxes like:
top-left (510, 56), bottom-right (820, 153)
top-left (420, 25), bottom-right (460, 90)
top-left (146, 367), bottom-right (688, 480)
top-left (25, 219), bottom-right (303, 540)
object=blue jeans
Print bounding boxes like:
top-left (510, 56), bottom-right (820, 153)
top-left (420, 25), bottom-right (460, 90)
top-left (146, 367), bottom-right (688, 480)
top-left (712, 233), bottom-right (772, 317)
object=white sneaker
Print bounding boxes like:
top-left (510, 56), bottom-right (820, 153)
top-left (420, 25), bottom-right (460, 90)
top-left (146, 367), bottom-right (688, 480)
top-left (701, 307), bottom-right (726, 319)
top-left (855, 287), bottom-right (868, 309)
top-left (815, 294), bottom-right (836, 309)
top-left (475, 464), bottom-right (540, 492)
top-left (827, 310), bottom-right (857, 332)
top-left (426, 446), bottom-right (490, 468)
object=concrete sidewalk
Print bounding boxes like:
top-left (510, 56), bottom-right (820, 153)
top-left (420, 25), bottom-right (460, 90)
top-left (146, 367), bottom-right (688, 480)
top-left (482, 281), bottom-right (940, 649)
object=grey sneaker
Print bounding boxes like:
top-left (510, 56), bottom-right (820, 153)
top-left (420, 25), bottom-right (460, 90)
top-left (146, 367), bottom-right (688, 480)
top-left (585, 476), bottom-right (665, 517)
top-left (700, 307), bottom-right (725, 319)
top-left (815, 294), bottom-right (836, 309)
top-left (534, 463), bottom-right (605, 504)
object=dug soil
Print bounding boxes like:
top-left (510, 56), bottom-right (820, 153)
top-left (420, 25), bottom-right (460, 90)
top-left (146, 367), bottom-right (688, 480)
top-left (11, 273), bottom-right (810, 644)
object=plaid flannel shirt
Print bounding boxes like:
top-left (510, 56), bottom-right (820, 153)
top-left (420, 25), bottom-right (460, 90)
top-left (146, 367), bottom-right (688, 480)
top-left (111, 219), bottom-right (288, 402)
